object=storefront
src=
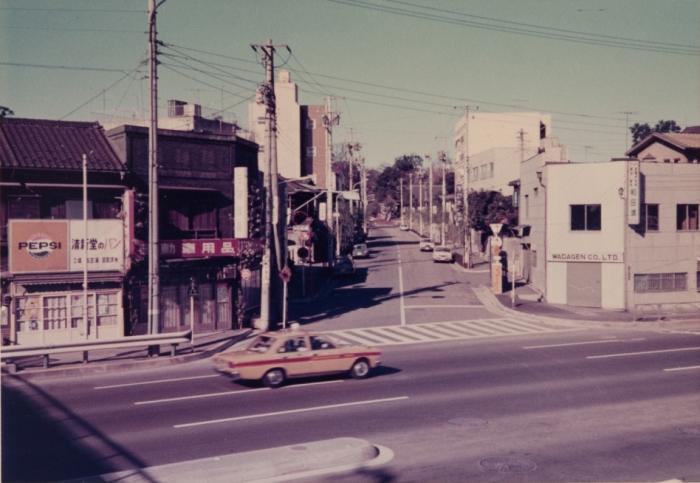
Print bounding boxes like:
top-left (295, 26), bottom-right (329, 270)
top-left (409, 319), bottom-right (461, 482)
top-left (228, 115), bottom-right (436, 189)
top-left (7, 219), bottom-right (127, 345)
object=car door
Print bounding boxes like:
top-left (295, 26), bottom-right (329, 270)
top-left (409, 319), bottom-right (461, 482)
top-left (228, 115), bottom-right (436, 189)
top-left (276, 335), bottom-right (313, 377)
top-left (309, 334), bottom-right (349, 374)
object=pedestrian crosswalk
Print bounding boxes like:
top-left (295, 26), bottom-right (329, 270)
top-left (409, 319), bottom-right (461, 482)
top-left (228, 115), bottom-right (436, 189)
top-left (327, 318), bottom-right (579, 347)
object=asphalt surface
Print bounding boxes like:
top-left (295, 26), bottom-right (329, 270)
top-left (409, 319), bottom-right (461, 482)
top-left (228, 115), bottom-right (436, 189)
top-left (3, 227), bottom-right (700, 482)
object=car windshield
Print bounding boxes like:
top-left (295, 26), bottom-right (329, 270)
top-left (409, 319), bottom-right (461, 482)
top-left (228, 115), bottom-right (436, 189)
top-left (247, 335), bottom-right (275, 353)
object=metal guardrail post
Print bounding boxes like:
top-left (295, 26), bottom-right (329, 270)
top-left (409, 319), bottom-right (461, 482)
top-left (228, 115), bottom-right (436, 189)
top-left (43, 354), bottom-right (49, 369)
top-left (83, 351), bottom-right (89, 364)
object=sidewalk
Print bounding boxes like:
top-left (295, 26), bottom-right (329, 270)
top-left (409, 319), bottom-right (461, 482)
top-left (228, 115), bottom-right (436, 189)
top-left (2, 328), bottom-right (255, 380)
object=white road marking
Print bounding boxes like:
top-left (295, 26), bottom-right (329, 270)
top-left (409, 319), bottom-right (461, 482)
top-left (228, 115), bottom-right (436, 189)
top-left (134, 380), bottom-right (343, 405)
top-left (94, 374), bottom-right (219, 390)
top-left (587, 346), bottom-right (700, 360)
top-left (397, 247), bottom-right (406, 326)
top-left (524, 338), bottom-right (646, 349)
top-left (404, 304), bottom-right (483, 309)
top-left (174, 396), bottom-right (410, 429)
top-left (663, 365), bottom-right (700, 372)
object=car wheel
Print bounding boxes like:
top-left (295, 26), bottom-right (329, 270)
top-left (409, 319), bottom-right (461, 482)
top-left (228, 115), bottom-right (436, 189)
top-left (263, 368), bottom-right (286, 388)
top-left (350, 359), bottom-right (371, 379)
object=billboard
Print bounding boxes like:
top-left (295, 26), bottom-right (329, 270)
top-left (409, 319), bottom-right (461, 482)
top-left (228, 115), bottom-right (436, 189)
top-left (9, 219), bottom-right (124, 274)
top-left (9, 220), bottom-right (69, 273)
top-left (160, 238), bottom-right (263, 259)
top-left (627, 160), bottom-right (641, 225)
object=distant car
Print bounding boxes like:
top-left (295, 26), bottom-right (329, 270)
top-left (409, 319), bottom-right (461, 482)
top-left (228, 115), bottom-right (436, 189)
top-left (213, 326), bottom-right (382, 387)
top-left (419, 238), bottom-right (434, 252)
top-left (352, 243), bottom-right (369, 258)
top-left (399, 224), bottom-right (409, 231)
top-left (333, 255), bottom-right (355, 276)
top-left (432, 246), bottom-right (454, 263)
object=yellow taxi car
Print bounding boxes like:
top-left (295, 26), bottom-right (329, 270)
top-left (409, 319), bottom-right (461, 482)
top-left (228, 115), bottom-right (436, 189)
top-left (213, 326), bottom-right (382, 388)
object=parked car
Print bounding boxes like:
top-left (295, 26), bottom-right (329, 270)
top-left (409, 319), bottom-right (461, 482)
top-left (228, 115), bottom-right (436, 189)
top-left (213, 326), bottom-right (382, 387)
top-left (419, 238), bottom-right (434, 252)
top-left (399, 224), bottom-right (409, 231)
top-left (333, 255), bottom-right (355, 276)
top-left (352, 243), bottom-right (369, 258)
top-left (432, 246), bottom-right (454, 263)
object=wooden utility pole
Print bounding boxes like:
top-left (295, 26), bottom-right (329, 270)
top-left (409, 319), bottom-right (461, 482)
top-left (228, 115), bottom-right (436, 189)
top-left (252, 38), bottom-right (288, 330)
top-left (440, 151), bottom-right (447, 245)
top-left (418, 169), bottom-right (424, 236)
top-left (408, 172), bottom-right (413, 231)
top-left (322, 96), bottom-right (339, 259)
top-left (147, 0), bottom-right (160, 335)
top-left (428, 158), bottom-right (433, 240)
top-left (399, 177), bottom-right (404, 225)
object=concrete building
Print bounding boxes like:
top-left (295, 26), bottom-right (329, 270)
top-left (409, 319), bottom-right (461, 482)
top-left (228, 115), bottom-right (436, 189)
top-left (517, 154), bottom-right (700, 312)
top-left (453, 111), bottom-right (552, 193)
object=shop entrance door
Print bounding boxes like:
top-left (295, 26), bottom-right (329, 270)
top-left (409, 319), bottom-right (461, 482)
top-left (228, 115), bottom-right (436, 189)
top-left (567, 262), bottom-right (602, 307)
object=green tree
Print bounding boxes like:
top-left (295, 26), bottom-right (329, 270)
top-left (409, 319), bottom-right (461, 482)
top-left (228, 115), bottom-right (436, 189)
top-left (630, 119), bottom-right (682, 145)
top-left (467, 190), bottom-right (517, 233)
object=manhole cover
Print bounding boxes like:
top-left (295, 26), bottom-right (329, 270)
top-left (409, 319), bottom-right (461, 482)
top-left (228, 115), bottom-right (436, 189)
top-left (479, 454), bottom-right (537, 473)
top-left (676, 426), bottom-right (700, 436)
top-left (448, 417), bottom-right (489, 429)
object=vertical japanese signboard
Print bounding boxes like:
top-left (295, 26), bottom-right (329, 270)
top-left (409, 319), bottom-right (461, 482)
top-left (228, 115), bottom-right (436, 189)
top-left (627, 160), bottom-right (640, 225)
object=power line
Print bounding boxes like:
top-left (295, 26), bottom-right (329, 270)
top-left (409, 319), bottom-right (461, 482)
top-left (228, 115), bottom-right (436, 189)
top-left (0, 61), bottom-right (131, 73)
top-left (159, 63), bottom-right (251, 101)
top-left (327, 0), bottom-right (700, 56)
top-left (60, 58), bottom-right (147, 120)
top-left (0, 7), bottom-right (145, 13)
top-left (1, 25), bottom-right (144, 33)
top-left (385, 0), bottom-right (700, 52)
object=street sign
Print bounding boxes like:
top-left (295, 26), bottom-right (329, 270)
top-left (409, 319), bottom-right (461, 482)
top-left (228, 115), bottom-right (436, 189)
top-left (489, 223), bottom-right (502, 235)
top-left (280, 265), bottom-right (292, 283)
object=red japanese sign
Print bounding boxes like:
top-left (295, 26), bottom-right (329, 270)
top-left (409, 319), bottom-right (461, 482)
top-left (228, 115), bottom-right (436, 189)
top-left (159, 238), bottom-right (263, 259)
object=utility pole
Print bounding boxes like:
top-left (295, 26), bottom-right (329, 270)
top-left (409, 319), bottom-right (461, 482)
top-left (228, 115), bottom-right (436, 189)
top-left (322, 96), bottom-right (339, 260)
top-left (147, 0), bottom-right (160, 335)
top-left (461, 105), bottom-right (476, 268)
top-left (518, 129), bottom-right (527, 163)
top-left (252, 38), bottom-right (288, 330)
top-left (427, 155), bottom-right (433, 240)
top-left (408, 172), bottom-right (413, 231)
top-left (620, 110), bottom-right (638, 150)
top-left (418, 169), bottom-right (423, 236)
top-left (399, 177), bottom-right (404, 225)
top-left (360, 155), bottom-right (367, 234)
top-left (440, 150), bottom-right (446, 245)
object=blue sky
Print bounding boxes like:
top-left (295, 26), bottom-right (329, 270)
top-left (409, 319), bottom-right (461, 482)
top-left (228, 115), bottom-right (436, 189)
top-left (2, 0), bottom-right (699, 168)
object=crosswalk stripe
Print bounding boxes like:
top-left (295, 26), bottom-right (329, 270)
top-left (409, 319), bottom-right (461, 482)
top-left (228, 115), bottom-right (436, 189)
top-left (437, 322), bottom-right (486, 338)
top-left (451, 320), bottom-right (501, 336)
top-left (494, 318), bottom-right (548, 333)
top-left (325, 317), bottom-right (576, 347)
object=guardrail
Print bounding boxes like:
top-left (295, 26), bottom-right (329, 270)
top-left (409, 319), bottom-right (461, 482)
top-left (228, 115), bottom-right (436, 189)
top-left (0, 330), bottom-right (193, 369)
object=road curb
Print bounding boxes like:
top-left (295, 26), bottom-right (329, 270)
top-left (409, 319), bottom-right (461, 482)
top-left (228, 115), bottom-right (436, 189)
top-left (68, 437), bottom-right (387, 483)
top-left (473, 285), bottom-right (700, 333)
top-left (4, 330), bottom-right (254, 380)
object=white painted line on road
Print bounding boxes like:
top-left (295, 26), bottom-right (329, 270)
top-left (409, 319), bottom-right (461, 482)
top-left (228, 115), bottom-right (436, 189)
top-left (94, 374), bottom-right (219, 390)
top-left (663, 365), bottom-right (700, 372)
top-left (135, 380), bottom-right (344, 405)
top-left (397, 247), bottom-right (406, 327)
top-left (587, 346), bottom-right (700, 360)
top-left (524, 338), bottom-right (646, 350)
top-left (404, 304), bottom-right (483, 309)
top-left (174, 396), bottom-right (410, 429)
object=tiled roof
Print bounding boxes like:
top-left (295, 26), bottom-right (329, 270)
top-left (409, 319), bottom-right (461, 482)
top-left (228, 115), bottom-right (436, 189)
top-left (0, 118), bottom-right (124, 171)
top-left (657, 132), bottom-right (700, 149)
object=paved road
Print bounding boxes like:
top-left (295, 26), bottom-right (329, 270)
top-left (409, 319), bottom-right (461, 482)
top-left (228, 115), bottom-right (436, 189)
top-left (4, 227), bottom-right (700, 482)
top-left (4, 328), bottom-right (699, 482)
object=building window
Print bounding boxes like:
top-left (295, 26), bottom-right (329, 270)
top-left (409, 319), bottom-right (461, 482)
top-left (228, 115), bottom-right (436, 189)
top-left (634, 273), bottom-right (687, 293)
top-left (644, 204), bottom-right (659, 231)
top-left (524, 194), bottom-right (529, 219)
top-left (674, 158), bottom-right (680, 163)
top-left (306, 146), bottom-right (317, 158)
top-left (489, 162), bottom-right (494, 178)
top-left (8, 196), bottom-right (40, 218)
top-left (677, 204), bottom-right (699, 230)
top-left (305, 118), bottom-right (316, 130)
top-left (570, 204), bottom-right (601, 231)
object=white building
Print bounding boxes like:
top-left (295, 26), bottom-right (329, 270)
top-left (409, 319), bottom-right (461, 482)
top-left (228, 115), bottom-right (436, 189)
top-left (517, 155), bottom-right (700, 312)
top-left (453, 112), bottom-right (552, 194)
